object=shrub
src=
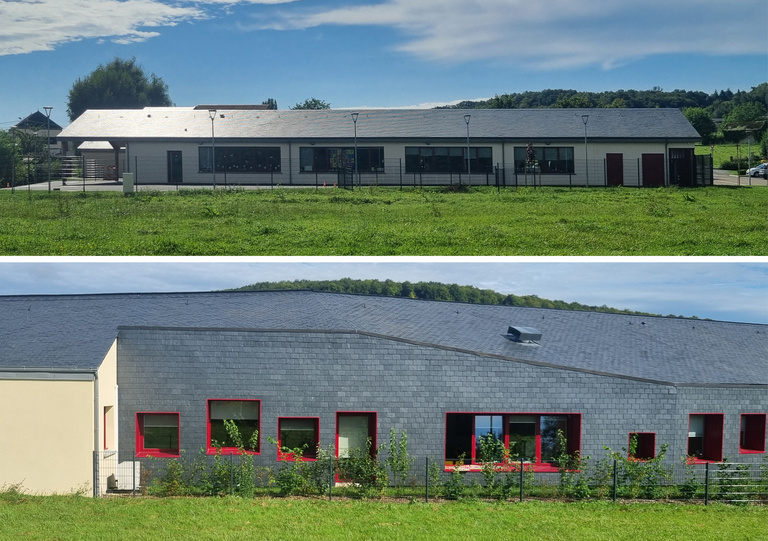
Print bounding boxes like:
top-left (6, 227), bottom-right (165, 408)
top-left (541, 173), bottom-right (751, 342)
top-left (336, 439), bottom-right (386, 499)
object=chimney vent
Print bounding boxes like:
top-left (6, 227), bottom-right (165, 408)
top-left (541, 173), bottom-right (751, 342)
top-left (506, 326), bottom-right (542, 343)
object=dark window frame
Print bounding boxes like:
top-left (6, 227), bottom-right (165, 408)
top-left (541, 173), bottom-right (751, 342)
top-left (199, 146), bottom-right (281, 173)
top-left (405, 146), bottom-right (493, 174)
top-left (513, 146), bottom-right (574, 174)
top-left (299, 147), bottom-right (385, 173)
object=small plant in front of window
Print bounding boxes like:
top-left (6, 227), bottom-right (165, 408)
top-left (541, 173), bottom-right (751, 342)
top-left (443, 455), bottom-right (467, 501)
top-left (604, 434), bottom-right (670, 499)
top-left (336, 438), bottom-right (386, 499)
top-left (386, 428), bottom-right (414, 494)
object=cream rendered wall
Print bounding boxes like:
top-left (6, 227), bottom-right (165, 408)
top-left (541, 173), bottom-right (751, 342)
top-left (0, 378), bottom-right (94, 494)
top-left (98, 340), bottom-right (118, 451)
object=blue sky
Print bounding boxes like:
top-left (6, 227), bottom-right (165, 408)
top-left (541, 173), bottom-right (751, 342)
top-left (1, 259), bottom-right (766, 324)
top-left (1, 0), bottom-right (766, 128)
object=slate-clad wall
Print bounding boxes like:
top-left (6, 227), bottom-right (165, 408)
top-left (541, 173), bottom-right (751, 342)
top-left (116, 328), bottom-right (767, 468)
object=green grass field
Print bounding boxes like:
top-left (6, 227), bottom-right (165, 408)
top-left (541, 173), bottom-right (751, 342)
top-left (695, 143), bottom-right (766, 169)
top-left (1, 494), bottom-right (766, 541)
top-left (0, 186), bottom-right (765, 255)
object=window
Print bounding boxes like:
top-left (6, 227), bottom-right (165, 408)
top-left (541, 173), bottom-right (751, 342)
top-left (740, 414), bottom-right (766, 453)
top-left (628, 432), bottom-right (656, 460)
top-left (299, 147), bottom-right (384, 172)
top-left (514, 146), bottom-right (574, 174)
top-left (405, 147), bottom-right (493, 174)
top-left (136, 412), bottom-right (179, 457)
top-left (445, 412), bottom-right (581, 471)
top-left (336, 412), bottom-right (376, 458)
top-left (687, 414), bottom-right (724, 462)
top-left (207, 399), bottom-right (260, 454)
top-left (104, 406), bottom-right (115, 450)
top-left (199, 147), bottom-right (281, 173)
top-left (278, 417), bottom-right (320, 460)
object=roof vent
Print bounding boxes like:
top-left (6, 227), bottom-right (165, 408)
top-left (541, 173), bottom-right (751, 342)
top-left (506, 325), bottom-right (542, 343)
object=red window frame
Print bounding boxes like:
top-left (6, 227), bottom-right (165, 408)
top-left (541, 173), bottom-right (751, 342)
top-left (628, 432), bottom-right (656, 460)
top-left (335, 411), bottom-right (377, 459)
top-left (136, 412), bottom-right (180, 458)
top-left (206, 399), bottom-right (261, 455)
top-left (739, 414), bottom-right (767, 454)
top-left (444, 412), bottom-right (582, 473)
top-left (687, 413), bottom-right (724, 463)
top-left (277, 417), bottom-right (320, 461)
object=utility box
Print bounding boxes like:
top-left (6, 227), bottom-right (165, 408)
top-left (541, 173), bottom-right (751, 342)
top-left (123, 173), bottom-right (134, 194)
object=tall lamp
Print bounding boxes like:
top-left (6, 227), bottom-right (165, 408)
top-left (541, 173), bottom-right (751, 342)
top-left (464, 114), bottom-right (471, 186)
top-left (351, 112), bottom-right (359, 187)
top-left (582, 114), bottom-right (589, 187)
top-left (44, 106), bottom-right (52, 191)
top-left (209, 109), bottom-right (217, 189)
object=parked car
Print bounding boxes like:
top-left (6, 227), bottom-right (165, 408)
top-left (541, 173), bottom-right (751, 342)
top-left (746, 163), bottom-right (768, 177)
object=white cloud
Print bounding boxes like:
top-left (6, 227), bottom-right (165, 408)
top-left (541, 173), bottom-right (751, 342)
top-left (0, 0), bottom-right (298, 55)
top-left (251, 0), bottom-right (766, 69)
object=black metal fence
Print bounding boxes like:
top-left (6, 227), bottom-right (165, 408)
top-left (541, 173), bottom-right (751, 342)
top-left (96, 452), bottom-right (768, 505)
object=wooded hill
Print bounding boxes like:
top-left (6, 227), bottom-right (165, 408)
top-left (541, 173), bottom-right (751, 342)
top-left (233, 279), bottom-right (699, 319)
top-left (439, 84), bottom-right (767, 119)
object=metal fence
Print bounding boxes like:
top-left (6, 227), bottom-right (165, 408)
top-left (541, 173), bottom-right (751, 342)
top-left (96, 451), bottom-right (767, 504)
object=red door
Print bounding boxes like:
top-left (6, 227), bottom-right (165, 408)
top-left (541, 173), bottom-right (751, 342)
top-left (642, 154), bottom-right (665, 186)
top-left (606, 153), bottom-right (624, 186)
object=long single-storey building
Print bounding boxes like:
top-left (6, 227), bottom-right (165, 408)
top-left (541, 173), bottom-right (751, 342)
top-left (1, 290), bottom-right (764, 496)
top-left (56, 107), bottom-right (707, 187)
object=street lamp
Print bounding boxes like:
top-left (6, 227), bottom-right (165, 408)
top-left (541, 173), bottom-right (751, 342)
top-left (351, 112), bottom-right (359, 187)
top-left (581, 114), bottom-right (589, 187)
top-left (209, 109), bottom-right (217, 189)
top-left (464, 114), bottom-right (471, 186)
top-left (44, 106), bottom-right (52, 191)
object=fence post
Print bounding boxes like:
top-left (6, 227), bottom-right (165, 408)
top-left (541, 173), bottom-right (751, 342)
top-left (329, 453), bottom-right (333, 501)
top-left (425, 457), bottom-right (429, 503)
top-left (230, 452), bottom-right (234, 496)
top-left (612, 459), bottom-right (618, 501)
top-left (400, 158), bottom-right (403, 190)
top-left (519, 458), bottom-right (524, 502)
top-left (82, 154), bottom-right (86, 192)
top-left (704, 462), bottom-right (710, 505)
top-left (133, 451), bottom-right (137, 497)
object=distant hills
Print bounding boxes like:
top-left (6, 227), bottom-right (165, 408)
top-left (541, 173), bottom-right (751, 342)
top-left (232, 278), bottom-right (700, 319)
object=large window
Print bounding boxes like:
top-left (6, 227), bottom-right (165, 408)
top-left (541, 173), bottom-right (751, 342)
top-left (687, 414), bottom-right (724, 462)
top-left (136, 412), bottom-right (179, 457)
top-left (300, 147), bottom-right (384, 172)
top-left (514, 146), bottom-right (574, 174)
top-left (336, 412), bottom-right (377, 458)
top-left (445, 412), bottom-right (581, 471)
top-left (740, 414), bottom-right (766, 454)
top-left (207, 399), bottom-right (260, 454)
top-left (278, 417), bottom-right (320, 461)
top-left (405, 147), bottom-right (492, 174)
top-left (199, 147), bottom-right (281, 173)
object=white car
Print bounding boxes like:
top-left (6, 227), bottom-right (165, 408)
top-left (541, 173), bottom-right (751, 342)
top-left (746, 163), bottom-right (768, 177)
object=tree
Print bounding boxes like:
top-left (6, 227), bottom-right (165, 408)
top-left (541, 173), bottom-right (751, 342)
top-left (291, 98), bottom-right (331, 110)
top-left (67, 57), bottom-right (172, 121)
top-left (683, 107), bottom-right (717, 144)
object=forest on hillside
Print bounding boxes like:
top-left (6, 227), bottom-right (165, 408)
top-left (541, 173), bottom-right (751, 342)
top-left (233, 278), bottom-right (698, 319)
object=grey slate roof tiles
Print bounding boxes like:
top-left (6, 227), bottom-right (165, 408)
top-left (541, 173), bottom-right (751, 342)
top-left (57, 107), bottom-right (701, 142)
top-left (1, 290), bottom-right (765, 386)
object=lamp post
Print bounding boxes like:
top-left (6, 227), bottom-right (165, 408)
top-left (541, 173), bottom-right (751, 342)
top-left (464, 114), bottom-right (471, 186)
top-left (44, 106), bottom-right (52, 191)
top-left (351, 112), bottom-right (359, 187)
top-left (209, 109), bottom-right (217, 189)
top-left (581, 114), bottom-right (589, 187)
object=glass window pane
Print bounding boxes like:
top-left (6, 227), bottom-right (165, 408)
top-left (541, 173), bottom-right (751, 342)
top-left (475, 415), bottom-right (503, 462)
top-left (540, 415), bottom-right (568, 462)
top-left (338, 415), bottom-right (369, 458)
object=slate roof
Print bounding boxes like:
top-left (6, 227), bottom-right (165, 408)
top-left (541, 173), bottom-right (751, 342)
top-left (1, 291), bottom-right (764, 386)
top-left (57, 107), bottom-right (700, 142)
top-left (14, 111), bottom-right (63, 131)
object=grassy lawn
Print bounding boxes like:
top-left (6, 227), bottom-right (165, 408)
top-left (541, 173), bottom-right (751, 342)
top-left (0, 186), bottom-right (765, 255)
top-left (1, 494), bottom-right (766, 541)
top-left (695, 143), bottom-right (766, 169)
